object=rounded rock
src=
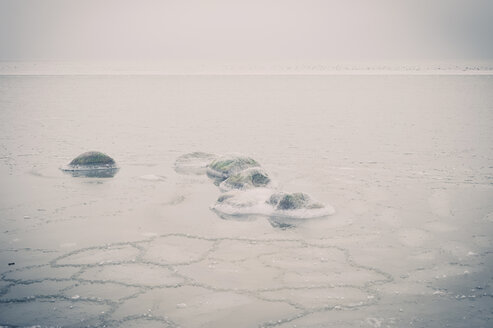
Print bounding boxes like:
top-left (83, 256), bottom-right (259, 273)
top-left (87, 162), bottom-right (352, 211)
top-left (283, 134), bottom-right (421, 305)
top-left (219, 167), bottom-right (271, 191)
top-left (62, 151), bottom-right (118, 178)
top-left (69, 151), bottom-right (115, 166)
top-left (268, 192), bottom-right (324, 210)
top-left (207, 154), bottom-right (260, 182)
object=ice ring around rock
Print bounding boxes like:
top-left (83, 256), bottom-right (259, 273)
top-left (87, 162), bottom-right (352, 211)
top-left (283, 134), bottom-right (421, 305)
top-left (61, 151), bottom-right (119, 178)
top-left (219, 167), bottom-right (271, 191)
top-left (211, 189), bottom-right (334, 220)
top-left (175, 151), bottom-right (335, 225)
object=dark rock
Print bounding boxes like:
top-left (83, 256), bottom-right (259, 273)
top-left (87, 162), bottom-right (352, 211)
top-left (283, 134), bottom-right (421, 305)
top-left (268, 192), bottom-right (324, 210)
top-left (277, 193), bottom-right (309, 210)
top-left (220, 167), bottom-right (270, 190)
top-left (66, 169), bottom-right (119, 178)
top-left (207, 154), bottom-right (260, 181)
top-left (69, 151), bottom-right (115, 166)
top-left (62, 151), bottom-right (118, 178)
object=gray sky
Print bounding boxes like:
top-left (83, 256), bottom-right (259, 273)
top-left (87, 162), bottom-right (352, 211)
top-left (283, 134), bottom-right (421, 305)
top-left (0, 0), bottom-right (492, 63)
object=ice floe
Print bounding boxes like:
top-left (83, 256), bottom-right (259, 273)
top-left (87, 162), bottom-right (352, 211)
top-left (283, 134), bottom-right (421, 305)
top-left (212, 189), bottom-right (334, 220)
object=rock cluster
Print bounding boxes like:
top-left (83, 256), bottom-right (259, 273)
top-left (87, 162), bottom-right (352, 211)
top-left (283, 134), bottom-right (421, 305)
top-left (175, 152), bottom-right (334, 223)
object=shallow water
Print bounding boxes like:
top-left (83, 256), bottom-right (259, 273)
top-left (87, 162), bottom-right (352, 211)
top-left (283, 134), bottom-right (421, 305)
top-left (1, 75), bottom-right (493, 327)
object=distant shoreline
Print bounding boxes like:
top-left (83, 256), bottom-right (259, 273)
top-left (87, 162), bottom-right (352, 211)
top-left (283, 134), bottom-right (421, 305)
top-left (1, 71), bottom-right (493, 76)
top-left (1, 62), bottom-right (493, 76)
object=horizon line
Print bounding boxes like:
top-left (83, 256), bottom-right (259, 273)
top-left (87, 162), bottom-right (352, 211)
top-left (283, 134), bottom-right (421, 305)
top-left (1, 70), bottom-right (493, 77)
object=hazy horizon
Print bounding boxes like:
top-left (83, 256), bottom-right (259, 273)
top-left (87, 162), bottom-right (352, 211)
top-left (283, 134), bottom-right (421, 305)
top-left (1, 2), bottom-right (493, 327)
top-left (1, 0), bottom-right (492, 66)
top-left (1, 60), bottom-right (493, 76)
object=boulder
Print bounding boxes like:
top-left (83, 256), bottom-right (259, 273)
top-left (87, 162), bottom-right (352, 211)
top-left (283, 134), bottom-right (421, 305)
top-left (268, 192), bottom-right (324, 210)
top-left (62, 151), bottom-right (118, 178)
top-left (219, 167), bottom-right (270, 191)
top-left (212, 189), bottom-right (334, 220)
top-left (207, 154), bottom-right (260, 181)
top-left (69, 151), bottom-right (115, 166)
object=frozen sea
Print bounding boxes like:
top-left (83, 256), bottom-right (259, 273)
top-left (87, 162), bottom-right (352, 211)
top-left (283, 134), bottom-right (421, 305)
top-left (0, 74), bottom-right (493, 327)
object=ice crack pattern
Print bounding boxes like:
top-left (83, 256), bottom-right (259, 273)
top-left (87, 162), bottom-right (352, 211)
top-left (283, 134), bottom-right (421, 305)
top-left (2, 75), bottom-right (493, 327)
top-left (0, 233), bottom-right (392, 327)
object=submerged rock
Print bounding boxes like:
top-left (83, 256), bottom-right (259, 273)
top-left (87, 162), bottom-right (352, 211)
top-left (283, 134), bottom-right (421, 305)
top-left (207, 154), bottom-right (260, 181)
top-left (62, 151), bottom-right (118, 178)
top-left (268, 192), bottom-right (325, 211)
top-left (219, 167), bottom-right (271, 191)
top-left (212, 189), bottom-right (334, 220)
top-left (176, 151), bottom-right (336, 223)
top-left (174, 152), bottom-right (217, 175)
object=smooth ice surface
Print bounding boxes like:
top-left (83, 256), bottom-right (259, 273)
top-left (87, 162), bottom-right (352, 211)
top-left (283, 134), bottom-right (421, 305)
top-left (111, 286), bottom-right (297, 328)
top-left (55, 244), bottom-right (141, 266)
top-left (79, 263), bottom-right (185, 287)
top-left (0, 299), bottom-right (111, 327)
top-left (1, 75), bottom-right (493, 327)
top-left (142, 235), bottom-right (215, 265)
top-left (174, 152), bottom-right (218, 175)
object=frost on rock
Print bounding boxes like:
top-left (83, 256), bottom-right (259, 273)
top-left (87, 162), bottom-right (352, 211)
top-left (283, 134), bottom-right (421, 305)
top-left (212, 189), bottom-right (334, 220)
top-left (174, 152), bottom-right (218, 175)
top-left (268, 192), bottom-right (324, 210)
top-left (175, 152), bottom-right (334, 224)
top-left (206, 154), bottom-right (260, 182)
top-left (219, 167), bottom-right (271, 191)
top-left (61, 151), bottom-right (119, 178)
top-left (268, 192), bottom-right (335, 219)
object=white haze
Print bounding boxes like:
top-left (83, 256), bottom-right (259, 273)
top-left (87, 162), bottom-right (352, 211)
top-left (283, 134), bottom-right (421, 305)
top-left (0, 0), bottom-right (492, 66)
top-left (1, 1), bottom-right (493, 327)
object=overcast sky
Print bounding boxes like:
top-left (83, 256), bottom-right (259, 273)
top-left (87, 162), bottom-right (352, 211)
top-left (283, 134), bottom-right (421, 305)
top-left (0, 0), bottom-right (492, 63)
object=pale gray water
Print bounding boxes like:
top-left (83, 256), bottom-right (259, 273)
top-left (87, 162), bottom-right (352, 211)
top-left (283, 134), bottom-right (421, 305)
top-left (0, 75), bottom-right (493, 327)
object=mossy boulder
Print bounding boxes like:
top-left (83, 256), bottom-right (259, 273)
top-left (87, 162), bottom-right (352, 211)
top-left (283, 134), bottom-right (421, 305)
top-left (268, 192), bottom-right (324, 210)
top-left (62, 151), bottom-right (118, 177)
top-left (69, 151), bottom-right (115, 166)
top-left (220, 167), bottom-right (270, 191)
top-left (207, 155), bottom-right (260, 181)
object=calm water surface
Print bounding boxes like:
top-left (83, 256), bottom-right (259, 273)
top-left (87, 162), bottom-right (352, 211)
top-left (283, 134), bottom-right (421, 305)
top-left (0, 75), bottom-right (493, 327)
